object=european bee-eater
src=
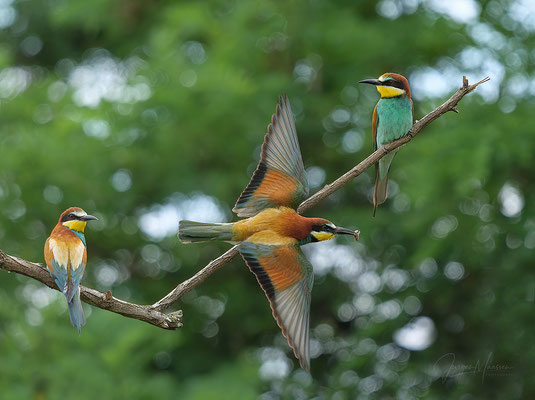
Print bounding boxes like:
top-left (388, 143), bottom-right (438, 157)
top-left (178, 95), bottom-right (358, 371)
top-left (44, 207), bottom-right (97, 334)
top-left (359, 73), bottom-right (413, 216)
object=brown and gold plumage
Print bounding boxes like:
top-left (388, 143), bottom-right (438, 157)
top-left (178, 95), bottom-right (357, 370)
top-left (44, 207), bottom-right (97, 333)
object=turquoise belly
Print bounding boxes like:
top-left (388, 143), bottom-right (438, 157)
top-left (376, 96), bottom-right (413, 147)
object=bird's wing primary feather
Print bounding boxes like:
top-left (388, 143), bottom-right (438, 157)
top-left (44, 236), bottom-right (86, 301)
top-left (45, 238), bottom-right (69, 293)
top-left (66, 245), bottom-right (87, 303)
top-left (239, 233), bottom-right (313, 370)
top-left (233, 95), bottom-right (309, 217)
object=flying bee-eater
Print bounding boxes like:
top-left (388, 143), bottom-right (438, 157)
top-left (178, 95), bottom-right (358, 371)
top-left (359, 73), bottom-right (413, 216)
top-left (44, 207), bottom-right (97, 334)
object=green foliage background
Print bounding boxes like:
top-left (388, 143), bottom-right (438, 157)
top-left (1, 0), bottom-right (533, 398)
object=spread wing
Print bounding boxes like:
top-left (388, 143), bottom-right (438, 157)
top-left (233, 95), bottom-right (309, 217)
top-left (239, 233), bottom-right (314, 370)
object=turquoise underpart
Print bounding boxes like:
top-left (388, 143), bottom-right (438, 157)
top-left (299, 235), bottom-right (314, 246)
top-left (67, 228), bottom-right (86, 246)
top-left (376, 95), bottom-right (413, 179)
top-left (376, 95), bottom-right (413, 147)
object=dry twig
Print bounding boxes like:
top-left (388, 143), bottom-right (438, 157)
top-left (0, 76), bottom-right (489, 327)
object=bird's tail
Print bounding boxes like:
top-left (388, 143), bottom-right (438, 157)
top-left (373, 167), bottom-right (389, 217)
top-left (67, 287), bottom-right (86, 335)
top-left (178, 220), bottom-right (234, 243)
top-left (373, 151), bottom-right (397, 217)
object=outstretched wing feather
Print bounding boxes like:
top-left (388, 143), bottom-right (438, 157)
top-left (233, 95), bottom-right (309, 217)
top-left (239, 237), bottom-right (313, 370)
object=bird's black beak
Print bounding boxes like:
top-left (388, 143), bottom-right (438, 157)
top-left (359, 79), bottom-right (382, 86)
top-left (335, 226), bottom-right (360, 240)
top-left (81, 215), bottom-right (98, 221)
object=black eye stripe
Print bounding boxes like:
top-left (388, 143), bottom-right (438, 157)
top-left (312, 224), bottom-right (336, 233)
top-left (383, 80), bottom-right (405, 90)
top-left (61, 213), bottom-right (80, 222)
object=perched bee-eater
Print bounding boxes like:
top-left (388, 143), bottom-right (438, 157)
top-left (44, 207), bottom-right (97, 334)
top-left (359, 73), bottom-right (413, 216)
top-left (178, 95), bottom-right (358, 371)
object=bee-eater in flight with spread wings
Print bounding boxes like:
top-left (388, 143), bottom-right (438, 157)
top-left (359, 73), bottom-right (413, 216)
top-left (178, 95), bottom-right (358, 371)
top-left (44, 207), bottom-right (97, 334)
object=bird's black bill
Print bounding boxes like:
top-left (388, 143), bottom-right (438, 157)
top-left (335, 226), bottom-right (358, 237)
top-left (336, 226), bottom-right (360, 241)
top-left (359, 79), bottom-right (382, 86)
top-left (81, 215), bottom-right (98, 221)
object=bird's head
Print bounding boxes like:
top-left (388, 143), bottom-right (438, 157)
top-left (59, 207), bottom-right (98, 233)
top-left (359, 72), bottom-right (411, 99)
top-left (307, 218), bottom-right (359, 243)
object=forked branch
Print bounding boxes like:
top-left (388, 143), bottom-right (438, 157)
top-left (0, 76), bottom-right (489, 325)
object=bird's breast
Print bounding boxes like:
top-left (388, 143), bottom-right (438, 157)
top-left (376, 96), bottom-right (413, 146)
top-left (47, 230), bottom-right (86, 271)
top-left (233, 207), bottom-right (310, 243)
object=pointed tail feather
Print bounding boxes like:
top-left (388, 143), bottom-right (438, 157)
top-left (373, 166), bottom-right (389, 217)
top-left (373, 151), bottom-right (398, 217)
top-left (178, 220), bottom-right (234, 243)
top-left (67, 287), bottom-right (85, 335)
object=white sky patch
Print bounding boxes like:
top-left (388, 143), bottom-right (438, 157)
top-left (0, 67), bottom-right (32, 99)
top-left (68, 51), bottom-right (151, 108)
top-left (425, 0), bottom-right (480, 24)
top-left (83, 119), bottom-right (110, 139)
top-left (179, 69), bottom-right (197, 88)
top-left (138, 192), bottom-right (226, 240)
top-left (111, 169), bottom-right (132, 192)
top-left (509, 0), bottom-right (535, 32)
top-left (393, 316), bottom-right (436, 351)
top-left (182, 41), bottom-right (207, 65)
top-left (431, 215), bottom-right (458, 239)
top-left (341, 129), bottom-right (364, 153)
top-left (43, 185), bottom-right (63, 204)
top-left (305, 166), bottom-right (326, 189)
top-left (410, 66), bottom-right (459, 101)
top-left (22, 283), bottom-right (60, 309)
top-left (258, 347), bottom-right (291, 380)
top-left (377, 0), bottom-right (403, 20)
top-left (444, 261), bottom-right (465, 281)
top-left (469, 22), bottom-right (507, 51)
top-left (498, 182), bottom-right (524, 218)
top-left (302, 240), bottom-right (363, 281)
top-left (0, 0), bottom-right (16, 29)
top-left (410, 47), bottom-right (505, 103)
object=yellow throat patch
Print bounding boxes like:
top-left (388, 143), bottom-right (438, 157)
top-left (377, 85), bottom-right (405, 98)
top-left (312, 231), bottom-right (335, 242)
top-left (63, 220), bottom-right (87, 232)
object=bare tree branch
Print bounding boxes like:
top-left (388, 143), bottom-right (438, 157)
top-left (0, 76), bottom-right (489, 325)
top-left (297, 76), bottom-right (490, 212)
top-left (152, 246), bottom-right (240, 311)
top-left (0, 249), bottom-right (182, 330)
top-left (153, 75), bottom-right (490, 311)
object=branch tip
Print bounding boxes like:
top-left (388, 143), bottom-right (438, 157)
top-left (1, 74), bottom-right (491, 326)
